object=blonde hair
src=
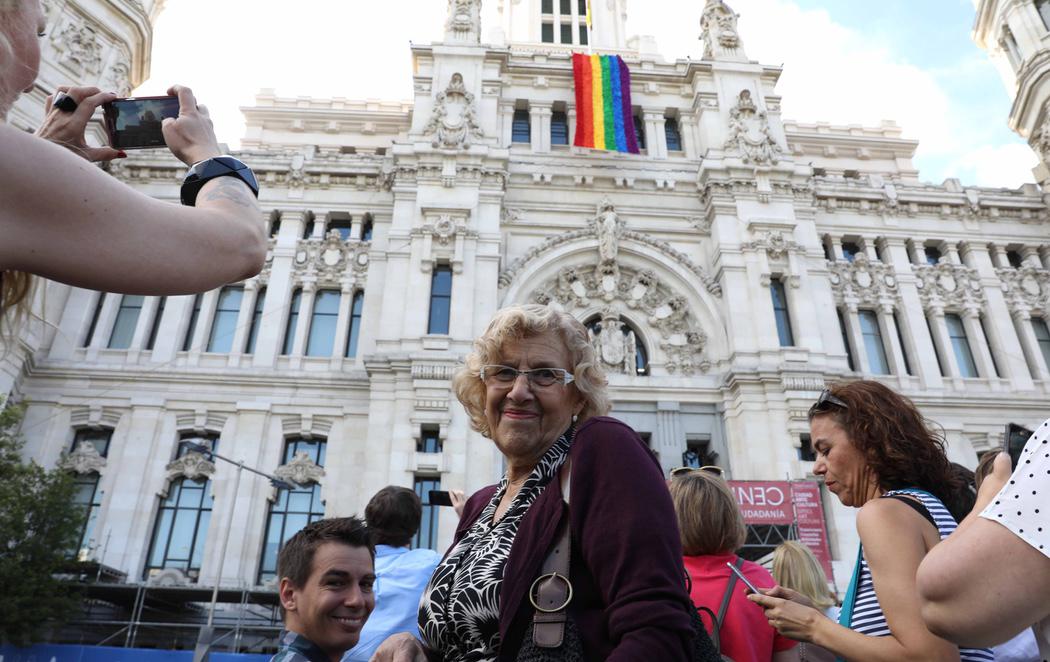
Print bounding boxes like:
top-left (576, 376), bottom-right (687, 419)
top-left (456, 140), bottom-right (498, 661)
top-left (669, 470), bottom-right (746, 556)
top-left (1, 270), bottom-right (33, 332)
top-left (451, 304), bottom-right (611, 438)
top-left (771, 541), bottom-right (836, 610)
top-left (0, 0), bottom-right (32, 120)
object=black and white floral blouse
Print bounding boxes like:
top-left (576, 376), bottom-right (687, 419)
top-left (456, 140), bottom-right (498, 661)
top-left (418, 431), bottom-right (572, 662)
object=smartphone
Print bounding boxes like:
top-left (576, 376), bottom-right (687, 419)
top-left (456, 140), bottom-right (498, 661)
top-left (429, 490), bottom-right (454, 507)
top-left (726, 561), bottom-right (762, 595)
top-left (1005, 423), bottom-right (1033, 469)
top-left (102, 96), bottom-right (180, 150)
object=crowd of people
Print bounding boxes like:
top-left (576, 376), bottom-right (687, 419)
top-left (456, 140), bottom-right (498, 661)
top-left (2, 0), bottom-right (1048, 660)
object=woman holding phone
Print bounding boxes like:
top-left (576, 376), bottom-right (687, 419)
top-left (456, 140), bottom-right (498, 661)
top-left (0, 0), bottom-right (265, 328)
top-left (749, 381), bottom-right (992, 662)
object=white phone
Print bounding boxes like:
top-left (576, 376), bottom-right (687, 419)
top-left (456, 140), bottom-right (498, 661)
top-left (726, 561), bottom-right (762, 594)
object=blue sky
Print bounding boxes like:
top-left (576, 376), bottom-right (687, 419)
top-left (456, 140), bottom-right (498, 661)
top-left (143, 0), bottom-right (1033, 188)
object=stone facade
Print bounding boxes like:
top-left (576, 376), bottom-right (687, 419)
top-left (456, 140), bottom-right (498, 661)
top-left (5, 0), bottom-right (1050, 596)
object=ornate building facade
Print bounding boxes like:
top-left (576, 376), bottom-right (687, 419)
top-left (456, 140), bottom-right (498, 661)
top-left (6, 0), bottom-right (1050, 647)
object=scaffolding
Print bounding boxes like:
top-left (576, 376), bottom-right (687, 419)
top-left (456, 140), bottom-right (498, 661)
top-left (51, 568), bottom-right (282, 654)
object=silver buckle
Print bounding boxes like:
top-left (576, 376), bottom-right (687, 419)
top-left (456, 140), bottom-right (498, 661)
top-left (528, 571), bottom-right (573, 613)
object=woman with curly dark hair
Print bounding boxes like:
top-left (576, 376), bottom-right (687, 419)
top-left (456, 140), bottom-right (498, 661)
top-left (749, 380), bottom-right (992, 662)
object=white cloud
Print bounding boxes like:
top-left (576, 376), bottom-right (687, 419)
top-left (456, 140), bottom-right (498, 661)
top-left (141, 0), bottom-right (1032, 187)
top-left (945, 143), bottom-right (1039, 188)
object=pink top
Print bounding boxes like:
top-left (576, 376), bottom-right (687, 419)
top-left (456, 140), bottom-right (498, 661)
top-left (684, 553), bottom-right (797, 662)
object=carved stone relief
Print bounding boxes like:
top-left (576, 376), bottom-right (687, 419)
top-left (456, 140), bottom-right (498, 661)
top-left (724, 90), bottom-right (782, 166)
top-left (59, 440), bottom-right (107, 475)
top-left (998, 265), bottom-right (1050, 318)
top-left (700, 0), bottom-right (743, 59)
top-left (1038, 100), bottom-right (1050, 167)
top-left (164, 452), bottom-right (215, 485)
top-left (445, 0), bottom-right (481, 42)
top-left (587, 307), bottom-right (638, 375)
top-left (274, 451), bottom-right (325, 487)
top-left (53, 22), bottom-right (103, 76)
top-left (416, 210), bottom-right (474, 273)
top-left (422, 73), bottom-right (484, 150)
top-left (913, 263), bottom-right (986, 313)
top-left (827, 253), bottom-right (900, 309)
top-left (293, 230), bottom-right (370, 287)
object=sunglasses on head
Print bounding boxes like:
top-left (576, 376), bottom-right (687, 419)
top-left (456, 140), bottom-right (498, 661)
top-left (669, 465), bottom-right (725, 479)
top-left (809, 389), bottom-right (848, 415)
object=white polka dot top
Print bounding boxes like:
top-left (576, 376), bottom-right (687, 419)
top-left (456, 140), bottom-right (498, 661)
top-left (982, 417), bottom-right (1050, 559)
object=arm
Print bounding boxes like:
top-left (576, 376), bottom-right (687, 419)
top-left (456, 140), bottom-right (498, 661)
top-left (751, 500), bottom-right (959, 662)
top-left (0, 85), bottom-right (265, 294)
top-left (918, 452), bottom-right (1050, 646)
top-left (572, 420), bottom-right (693, 661)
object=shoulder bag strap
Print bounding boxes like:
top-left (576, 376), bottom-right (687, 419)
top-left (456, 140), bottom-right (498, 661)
top-left (715, 556), bottom-right (743, 629)
top-left (834, 544), bottom-right (864, 662)
top-left (531, 459), bottom-right (573, 648)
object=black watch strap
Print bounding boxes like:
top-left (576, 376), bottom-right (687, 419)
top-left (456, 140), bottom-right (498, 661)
top-left (180, 156), bottom-right (260, 207)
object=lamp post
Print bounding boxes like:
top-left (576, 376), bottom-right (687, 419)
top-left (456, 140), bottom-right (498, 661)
top-left (186, 441), bottom-right (296, 662)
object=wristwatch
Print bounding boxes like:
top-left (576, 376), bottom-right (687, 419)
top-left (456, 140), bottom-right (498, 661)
top-left (180, 156), bottom-right (260, 206)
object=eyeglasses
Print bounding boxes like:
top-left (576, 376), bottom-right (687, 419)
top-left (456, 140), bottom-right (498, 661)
top-left (669, 465), bottom-right (725, 478)
top-left (809, 389), bottom-right (848, 415)
top-left (480, 365), bottom-right (575, 388)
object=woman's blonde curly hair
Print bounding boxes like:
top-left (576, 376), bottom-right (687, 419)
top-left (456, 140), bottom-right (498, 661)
top-left (452, 304), bottom-right (611, 438)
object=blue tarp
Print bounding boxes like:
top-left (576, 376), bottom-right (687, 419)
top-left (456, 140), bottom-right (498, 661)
top-left (0, 644), bottom-right (270, 661)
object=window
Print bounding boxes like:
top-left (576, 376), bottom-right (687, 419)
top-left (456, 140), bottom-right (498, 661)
top-left (542, 0), bottom-right (552, 12)
top-left (413, 476), bottom-right (441, 550)
top-left (551, 111), bottom-right (569, 146)
top-left (838, 309), bottom-right (855, 371)
top-left (633, 114), bottom-right (646, 150)
top-left (584, 316), bottom-right (650, 375)
top-left (924, 246), bottom-right (942, 265)
top-left (418, 425), bottom-right (442, 453)
top-left (512, 109), bottom-right (531, 143)
top-left (798, 434), bottom-right (816, 462)
top-left (258, 438), bottom-right (326, 583)
top-left (144, 477), bottom-right (213, 579)
top-left (245, 288), bottom-right (266, 355)
top-left (893, 313), bottom-right (912, 375)
top-left (282, 289), bottom-right (302, 355)
top-left (841, 242), bottom-right (861, 263)
top-left (1032, 317), bottom-right (1050, 373)
top-left (361, 216), bottom-right (374, 242)
top-left (945, 313), bottom-right (979, 378)
top-left (1037, 0), bottom-right (1050, 31)
top-left (858, 310), bottom-right (890, 375)
top-left (146, 297), bottom-right (166, 351)
top-left (770, 278), bottom-right (794, 347)
top-left (682, 438), bottom-right (718, 468)
top-left (927, 315), bottom-right (947, 376)
top-left (108, 295), bottom-right (144, 349)
top-left (579, 24), bottom-right (588, 45)
top-left (345, 291), bottom-right (365, 358)
top-left (269, 218), bottom-right (281, 238)
top-left (1007, 250), bottom-right (1024, 269)
top-left (181, 294), bottom-right (203, 352)
top-left (560, 21), bottom-right (572, 43)
top-left (306, 290), bottom-right (340, 357)
top-left (328, 219), bottom-right (353, 241)
top-left (541, 22), bottom-right (554, 42)
top-left (83, 293), bottom-right (106, 347)
top-left (206, 286), bottom-right (244, 353)
top-left (68, 428), bottom-right (113, 560)
top-left (427, 266), bottom-right (453, 335)
top-left (665, 116), bottom-right (682, 152)
top-left (301, 217), bottom-right (315, 239)
top-left (577, 0), bottom-right (586, 12)
top-left (560, 0), bottom-right (570, 13)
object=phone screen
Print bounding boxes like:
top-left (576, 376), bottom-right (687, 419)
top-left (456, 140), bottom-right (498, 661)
top-left (726, 561), bottom-right (761, 594)
top-left (429, 490), bottom-right (454, 507)
top-left (1004, 423), bottom-right (1032, 469)
top-left (103, 96), bottom-right (180, 150)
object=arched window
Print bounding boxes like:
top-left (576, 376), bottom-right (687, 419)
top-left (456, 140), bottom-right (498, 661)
top-left (584, 316), bottom-right (650, 375)
top-left (144, 433), bottom-right (218, 580)
top-left (258, 438), bottom-right (327, 584)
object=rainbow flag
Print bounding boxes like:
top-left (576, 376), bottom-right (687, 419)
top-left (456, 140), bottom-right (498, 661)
top-left (572, 53), bottom-right (639, 154)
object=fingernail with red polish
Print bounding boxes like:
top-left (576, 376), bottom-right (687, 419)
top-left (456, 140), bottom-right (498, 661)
top-left (117, 151), bottom-right (127, 158)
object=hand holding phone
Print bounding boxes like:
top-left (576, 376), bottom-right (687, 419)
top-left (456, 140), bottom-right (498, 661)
top-left (727, 561), bottom-right (763, 595)
top-left (103, 95), bottom-right (181, 150)
top-left (1005, 423), bottom-right (1033, 470)
top-left (429, 490), bottom-right (454, 507)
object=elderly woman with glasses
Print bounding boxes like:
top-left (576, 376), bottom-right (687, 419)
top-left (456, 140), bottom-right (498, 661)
top-left (749, 381), bottom-right (992, 662)
top-left (372, 304), bottom-right (702, 661)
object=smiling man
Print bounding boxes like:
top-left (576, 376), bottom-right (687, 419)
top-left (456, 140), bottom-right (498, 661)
top-left (273, 517), bottom-right (377, 662)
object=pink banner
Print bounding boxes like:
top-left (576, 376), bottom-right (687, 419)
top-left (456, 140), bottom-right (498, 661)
top-left (728, 480), bottom-right (835, 580)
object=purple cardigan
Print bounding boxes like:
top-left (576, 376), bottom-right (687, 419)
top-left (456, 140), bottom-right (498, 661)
top-left (446, 416), bottom-right (693, 661)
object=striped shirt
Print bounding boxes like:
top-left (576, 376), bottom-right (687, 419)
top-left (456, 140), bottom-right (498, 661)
top-left (849, 489), bottom-right (994, 661)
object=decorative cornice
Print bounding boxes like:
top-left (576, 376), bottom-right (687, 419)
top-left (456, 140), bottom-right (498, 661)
top-left (59, 441), bottom-right (107, 475)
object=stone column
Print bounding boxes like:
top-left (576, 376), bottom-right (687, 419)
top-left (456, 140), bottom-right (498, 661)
top-left (150, 294), bottom-right (194, 363)
top-left (654, 401), bottom-right (684, 476)
top-left (962, 308), bottom-right (999, 384)
top-left (329, 283), bottom-right (355, 371)
top-left (830, 237), bottom-right (845, 261)
top-left (86, 294), bottom-right (120, 355)
top-left (253, 211), bottom-right (305, 368)
top-left (928, 307), bottom-right (962, 385)
top-left (843, 305), bottom-right (870, 374)
top-left (126, 296), bottom-right (161, 362)
top-left (679, 111), bottom-right (699, 159)
top-left (499, 102), bottom-right (515, 147)
top-left (1014, 310), bottom-right (1050, 382)
top-left (886, 241), bottom-right (942, 388)
top-left (186, 288), bottom-right (220, 365)
top-left (945, 243), bottom-right (962, 265)
top-left (567, 108), bottom-right (577, 149)
top-left (1022, 246), bottom-right (1043, 269)
top-left (965, 242), bottom-right (1034, 389)
top-left (532, 104), bottom-right (552, 153)
top-left (878, 304), bottom-right (909, 379)
top-left (227, 281), bottom-right (259, 368)
top-left (644, 110), bottom-right (666, 159)
top-left (289, 282), bottom-right (317, 364)
top-left (907, 242), bottom-right (925, 266)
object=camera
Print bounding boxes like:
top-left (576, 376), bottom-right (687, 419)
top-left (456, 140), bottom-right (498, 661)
top-left (102, 96), bottom-right (180, 150)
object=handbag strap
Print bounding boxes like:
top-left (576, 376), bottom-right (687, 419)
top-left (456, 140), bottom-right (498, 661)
top-left (716, 556), bottom-right (744, 628)
top-left (833, 544), bottom-right (864, 662)
top-left (531, 459), bottom-right (573, 648)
